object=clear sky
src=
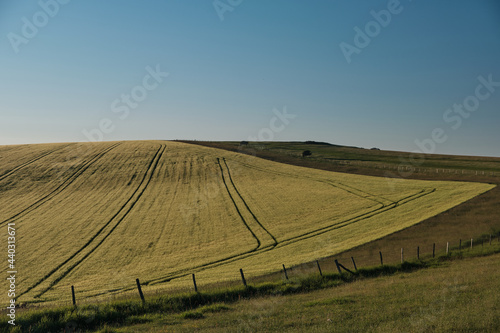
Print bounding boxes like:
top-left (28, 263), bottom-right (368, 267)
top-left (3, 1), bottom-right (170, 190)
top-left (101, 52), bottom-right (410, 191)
top-left (1, 0), bottom-right (499, 157)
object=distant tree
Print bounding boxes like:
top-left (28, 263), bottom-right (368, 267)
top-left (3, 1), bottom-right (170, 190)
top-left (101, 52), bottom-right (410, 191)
top-left (370, 147), bottom-right (380, 151)
top-left (240, 141), bottom-right (249, 146)
top-left (302, 150), bottom-right (312, 157)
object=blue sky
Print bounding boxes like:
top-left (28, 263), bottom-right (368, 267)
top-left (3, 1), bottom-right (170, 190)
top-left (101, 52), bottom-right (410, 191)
top-left (1, 0), bottom-right (499, 157)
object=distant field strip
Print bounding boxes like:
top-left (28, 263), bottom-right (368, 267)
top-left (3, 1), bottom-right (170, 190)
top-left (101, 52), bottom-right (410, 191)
top-left (0, 141), bottom-right (494, 304)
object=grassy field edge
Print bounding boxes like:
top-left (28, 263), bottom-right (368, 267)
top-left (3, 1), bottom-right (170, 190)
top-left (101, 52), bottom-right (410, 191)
top-left (2, 238), bottom-right (499, 332)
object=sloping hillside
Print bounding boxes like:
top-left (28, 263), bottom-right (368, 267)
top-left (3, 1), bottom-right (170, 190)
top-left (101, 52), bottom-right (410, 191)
top-left (0, 141), bottom-right (494, 304)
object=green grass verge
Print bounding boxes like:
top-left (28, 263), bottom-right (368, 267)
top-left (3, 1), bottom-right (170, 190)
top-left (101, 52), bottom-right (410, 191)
top-left (3, 241), bottom-right (499, 332)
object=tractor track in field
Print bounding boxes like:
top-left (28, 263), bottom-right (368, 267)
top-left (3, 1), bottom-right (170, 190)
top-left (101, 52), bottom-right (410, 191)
top-left (139, 158), bottom-right (280, 287)
top-left (216, 158), bottom-right (261, 250)
top-left (217, 158), bottom-right (277, 250)
top-left (275, 188), bottom-right (435, 247)
top-left (0, 143), bottom-right (74, 182)
top-left (139, 188), bottom-right (436, 291)
top-left (223, 159), bottom-right (436, 245)
top-left (142, 189), bottom-right (434, 289)
top-left (0, 142), bottom-right (121, 227)
top-left (140, 158), bottom-right (436, 289)
top-left (222, 158), bottom-right (278, 248)
top-left (20, 149), bottom-right (437, 299)
top-left (151, 158), bottom-right (182, 252)
top-left (26, 144), bottom-right (167, 299)
top-left (231, 159), bottom-right (394, 206)
top-left (322, 180), bottom-right (394, 207)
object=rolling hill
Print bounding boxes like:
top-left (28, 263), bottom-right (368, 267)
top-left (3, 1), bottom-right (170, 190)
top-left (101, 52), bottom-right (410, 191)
top-left (0, 141), bottom-right (494, 304)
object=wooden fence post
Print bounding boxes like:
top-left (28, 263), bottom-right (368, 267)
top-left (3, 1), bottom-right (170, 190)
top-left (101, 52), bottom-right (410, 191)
top-left (282, 264), bottom-right (289, 280)
top-left (192, 273), bottom-right (198, 293)
top-left (379, 251), bottom-right (383, 266)
top-left (470, 238), bottom-right (473, 250)
top-left (334, 259), bottom-right (342, 274)
top-left (401, 248), bottom-right (404, 263)
top-left (316, 260), bottom-right (323, 276)
top-left (489, 234), bottom-right (492, 246)
top-left (136, 278), bottom-right (145, 303)
top-left (337, 261), bottom-right (354, 275)
top-left (351, 257), bottom-right (357, 271)
top-left (446, 242), bottom-right (449, 255)
top-left (417, 246), bottom-right (420, 260)
top-left (459, 239), bottom-right (461, 251)
top-left (240, 268), bottom-right (247, 287)
top-left (432, 243), bottom-right (435, 258)
top-left (71, 286), bottom-right (76, 307)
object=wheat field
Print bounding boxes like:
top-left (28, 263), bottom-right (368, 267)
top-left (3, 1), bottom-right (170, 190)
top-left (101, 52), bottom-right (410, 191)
top-left (0, 141), bottom-right (494, 304)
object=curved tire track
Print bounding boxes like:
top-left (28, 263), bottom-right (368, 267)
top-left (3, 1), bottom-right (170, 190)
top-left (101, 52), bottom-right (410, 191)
top-left (26, 144), bottom-right (166, 299)
top-left (136, 157), bottom-right (280, 287)
top-left (231, 159), bottom-right (392, 206)
top-left (276, 188), bottom-right (435, 247)
top-left (0, 143), bottom-right (74, 182)
top-left (0, 143), bottom-right (121, 227)
top-left (143, 189), bottom-right (434, 288)
top-left (41, 152), bottom-right (436, 297)
top-left (222, 158), bottom-right (277, 248)
top-left (216, 157), bottom-right (261, 250)
top-left (143, 161), bottom-right (435, 287)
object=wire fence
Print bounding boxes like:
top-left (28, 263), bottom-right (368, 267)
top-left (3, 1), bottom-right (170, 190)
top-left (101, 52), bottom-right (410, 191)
top-left (66, 232), bottom-right (500, 307)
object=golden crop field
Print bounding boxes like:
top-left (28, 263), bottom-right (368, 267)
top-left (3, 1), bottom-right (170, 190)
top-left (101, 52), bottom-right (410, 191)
top-left (0, 141), bottom-right (494, 305)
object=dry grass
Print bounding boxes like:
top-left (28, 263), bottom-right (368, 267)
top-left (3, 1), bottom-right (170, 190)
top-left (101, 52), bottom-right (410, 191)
top-left (185, 140), bottom-right (500, 278)
top-left (3, 243), bottom-right (498, 332)
top-left (132, 252), bottom-right (500, 333)
top-left (0, 141), bottom-right (494, 306)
